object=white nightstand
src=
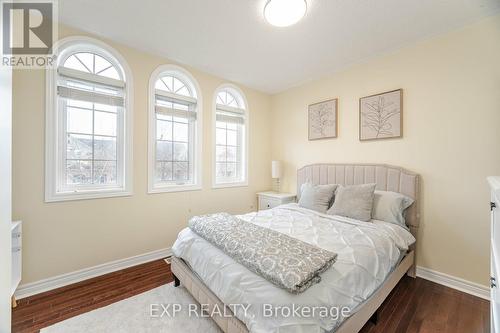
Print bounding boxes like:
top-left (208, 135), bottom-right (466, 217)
top-left (257, 192), bottom-right (296, 210)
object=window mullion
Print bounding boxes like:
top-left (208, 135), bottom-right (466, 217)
top-left (116, 105), bottom-right (123, 187)
top-left (171, 120), bottom-right (174, 182)
top-left (61, 99), bottom-right (68, 190)
top-left (225, 125), bottom-right (228, 178)
top-left (187, 120), bottom-right (191, 182)
top-left (91, 103), bottom-right (96, 185)
top-left (240, 125), bottom-right (244, 179)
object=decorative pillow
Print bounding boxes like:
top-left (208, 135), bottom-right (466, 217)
top-left (298, 183), bottom-right (338, 213)
top-left (327, 183), bottom-right (376, 222)
top-left (372, 190), bottom-right (414, 229)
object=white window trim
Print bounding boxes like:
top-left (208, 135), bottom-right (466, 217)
top-left (148, 64), bottom-right (203, 194)
top-left (45, 36), bottom-right (134, 202)
top-left (212, 83), bottom-right (249, 189)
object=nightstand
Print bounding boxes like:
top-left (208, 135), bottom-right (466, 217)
top-left (257, 192), bottom-right (296, 210)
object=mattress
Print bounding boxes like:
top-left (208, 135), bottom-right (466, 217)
top-left (172, 204), bottom-right (415, 333)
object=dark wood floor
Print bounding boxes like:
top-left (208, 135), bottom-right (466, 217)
top-left (12, 259), bottom-right (489, 333)
top-left (359, 274), bottom-right (490, 333)
top-left (12, 259), bottom-right (172, 333)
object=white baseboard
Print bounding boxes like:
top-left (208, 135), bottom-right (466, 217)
top-left (14, 251), bottom-right (489, 302)
top-left (416, 266), bottom-right (490, 300)
top-left (15, 248), bottom-right (172, 300)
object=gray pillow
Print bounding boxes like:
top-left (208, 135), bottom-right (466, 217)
top-left (327, 183), bottom-right (376, 222)
top-left (372, 190), bottom-right (414, 228)
top-left (298, 183), bottom-right (338, 213)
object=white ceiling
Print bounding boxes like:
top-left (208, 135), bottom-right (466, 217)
top-left (59, 0), bottom-right (500, 94)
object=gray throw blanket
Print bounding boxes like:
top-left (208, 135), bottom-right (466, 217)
top-left (189, 213), bottom-right (337, 294)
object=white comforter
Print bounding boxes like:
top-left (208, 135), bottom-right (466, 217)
top-left (172, 204), bottom-right (415, 333)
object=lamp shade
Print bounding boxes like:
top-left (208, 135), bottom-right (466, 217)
top-left (271, 160), bottom-right (282, 179)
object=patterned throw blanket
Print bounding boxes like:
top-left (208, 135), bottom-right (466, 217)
top-left (188, 213), bottom-right (337, 294)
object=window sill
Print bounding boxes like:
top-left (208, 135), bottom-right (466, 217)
top-left (45, 189), bottom-right (132, 203)
top-left (212, 181), bottom-right (248, 189)
top-left (148, 184), bottom-right (202, 194)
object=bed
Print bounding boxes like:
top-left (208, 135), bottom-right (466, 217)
top-left (171, 163), bottom-right (420, 333)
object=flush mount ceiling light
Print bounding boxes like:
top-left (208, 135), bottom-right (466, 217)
top-left (264, 0), bottom-right (307, 27)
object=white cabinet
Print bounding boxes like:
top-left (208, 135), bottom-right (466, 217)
top-left (257, 192), bottom-right (296, 211)
top-left (488, 177), bottom-right (500, 333)
top-left (11, 221), bottom-right (22, 299)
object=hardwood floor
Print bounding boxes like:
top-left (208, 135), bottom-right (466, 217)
top-left (12, 259), bottom-right (489, 333)
top-left (12, 259), bottom-right (172, 333)
top-left (359, 275), bottom-right (490, 333)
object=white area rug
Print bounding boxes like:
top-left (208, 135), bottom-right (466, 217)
top-left (40, 283), bottom-right (222, 333)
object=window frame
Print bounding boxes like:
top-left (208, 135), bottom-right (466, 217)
top-left (148, 64), bottom-right (203, 194)
top-left (212, 84), bottom-right (249, 189)
top-left (45, 36), bottom-right (134, 202)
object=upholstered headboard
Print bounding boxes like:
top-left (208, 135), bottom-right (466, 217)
top-left (297, 164), bottom-right (420, 239)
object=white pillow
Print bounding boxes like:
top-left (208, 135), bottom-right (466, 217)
top-left (372, 190), bottom-right (414, 228)
top-left (298, 183), bottom-right (338, 213)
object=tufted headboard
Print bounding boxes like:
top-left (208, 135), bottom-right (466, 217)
top-left (297, 164), bottom-right (420, 239)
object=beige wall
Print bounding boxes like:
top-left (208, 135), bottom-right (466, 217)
top-left (13, 16), bottom-right (500, 287)
top-left (270, 15), bottom-right (500, 286)
top-left (12, 25), bottom-right (272, 284)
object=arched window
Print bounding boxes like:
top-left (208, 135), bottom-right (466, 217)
top-left (213, 85), bottom-right (248, 187)
top-left (45, 37), bottom-right (133, 202)
top-left (148, 65), bottom-right (202, 193)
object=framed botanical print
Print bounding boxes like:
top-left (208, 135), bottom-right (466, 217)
top-left (359, 89), bottom-right (402, 141)
top-left (308, 99), bottom-right (338, 140)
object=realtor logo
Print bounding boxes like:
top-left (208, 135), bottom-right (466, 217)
top-left (1, 0), bottom-right (57, 67)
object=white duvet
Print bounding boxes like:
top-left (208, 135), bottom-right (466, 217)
top-left (172, 204), bottom-right (415, 333)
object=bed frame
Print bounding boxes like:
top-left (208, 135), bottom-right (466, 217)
top-left (172, 164), bottom-right (420, 333)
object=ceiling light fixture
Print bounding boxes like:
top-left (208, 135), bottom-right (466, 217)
top-left (264, 0), bottom-right (307, 27)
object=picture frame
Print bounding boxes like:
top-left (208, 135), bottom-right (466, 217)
top-left (308, 98), bottom-right (338, 140)
top-left (359, 89), bottom-right (403, 141)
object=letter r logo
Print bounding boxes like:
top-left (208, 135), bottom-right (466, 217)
top-left (2, 1), bottom-right (54, 55)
